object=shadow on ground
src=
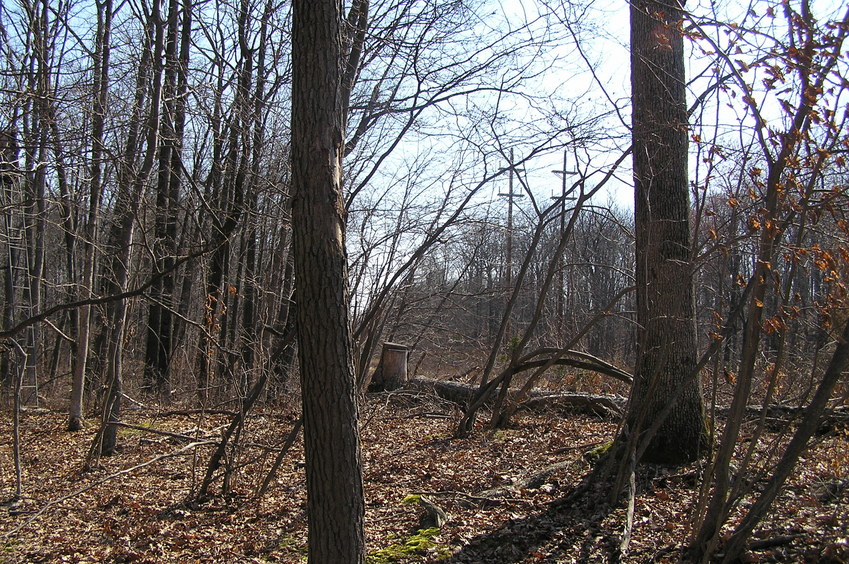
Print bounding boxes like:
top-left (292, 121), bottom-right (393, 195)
top-left (444, 475), bottom-right (625, 563)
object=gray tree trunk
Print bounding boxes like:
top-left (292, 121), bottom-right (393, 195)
top-left (68, 0), bottom-right (112, 430)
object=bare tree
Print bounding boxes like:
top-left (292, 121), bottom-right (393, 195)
top-left (143, 0), bottom-right (191, 399)
top-left (89, 0), bottom-right (171, 460)
top-left (68, 0), bottom-right (113, 431)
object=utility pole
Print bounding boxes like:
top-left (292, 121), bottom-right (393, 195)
top-left (499, 149), bottom-right (524, 340)
top-left (499, 150), bottom-right (519, 289)
top-left (551, 149), bottom-right (578, 336)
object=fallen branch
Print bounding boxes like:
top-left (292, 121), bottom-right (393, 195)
top-left (707, 404), bottom-right (849, 426)
top-left (121, 393), bottom-right (147, 410)
top-left (617, 450), bottom-right (637, 561)
top-left (415, 489), bottom-right (530, 508)
top-left (747, 534), bottom-right (804, 551)
top-left (156, 408), bottom-right (240, 417)
top-left (113, 422), bottom-right (214, 443)
top-left (475, 460), bottom-right (581, 502)
top-left (522, 393), bottom-right (624, 417)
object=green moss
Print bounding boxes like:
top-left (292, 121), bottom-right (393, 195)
top-left (367, 528), bottom-right (446, 564)
top-left (118, 420), bottom-right (161, 436)
top-left (400, 494), bottom-right (421, 505)
top-left (369, 495), bottom-right (452, 562)
top-left (584, 440), bottom-right (614, 462)
top-left (491, 429), bottom-right (514, 442)
top-left (275, 533), bottom-right (308, 561)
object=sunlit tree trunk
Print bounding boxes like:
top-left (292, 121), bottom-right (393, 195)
top-left (626, 0), bottom-right (705, 464)
top-left (291, 0), bottom-right (365, 560)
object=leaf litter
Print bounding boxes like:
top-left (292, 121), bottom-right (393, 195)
top-left (0, 392), bottom-right (847, 563)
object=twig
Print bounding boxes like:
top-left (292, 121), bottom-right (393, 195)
top-left (113, 422), bottom-right (210, 443)
top-left (3, 441), bottom-right (212, 537)
top-left (552, 441), bottom-right (603, 455)
top-left (256, 419), bottom-right (303, 498)
top-left (617, 451), bottom-right (637, 561)
top-left (120, 393), bottom-right (147, 410)
top-left (403, 412), bottom-right (453, 420)
top-left (156, 408), bottom-right (239, 417)
top-left (127, 423), bottom-right (275, 450)
top-left (747, 534), bottom-right (804, 551)
top-left (415, 489), bottom-right (531, 507)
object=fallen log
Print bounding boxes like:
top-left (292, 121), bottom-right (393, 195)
top-left (402, 377), bottom-right (624, 417)
top-left (522, 393), bottom-right (624, 417)
top-left (714, 404), bottom-right (849, 424)
top-left (402, 377), bottom-right (849, 423)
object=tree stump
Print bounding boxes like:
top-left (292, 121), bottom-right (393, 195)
top-left (369, 342), bottom-right (409, 391)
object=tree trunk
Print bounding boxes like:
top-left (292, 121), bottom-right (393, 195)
top-left (195, 38), bottom-right (249, 403)
top-left (1, 130), bottom-right (20, 397)
top-left (144, 0), bottom-right (189, 399)
top-left (291, 0), bottom-right (365, 561)
top-left (368, 342), bottom-right (408, 391)
top-left (626, 0), bottom-right (705, 464)
top-left (68, 0), bottom-right (111, 429)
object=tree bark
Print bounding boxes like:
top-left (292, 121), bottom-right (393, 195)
top-left (291, 0), bottom-right (365, 561)
top-left (627, 0), bottom-right (705, 464)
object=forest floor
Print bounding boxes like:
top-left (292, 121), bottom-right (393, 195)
top-left (0, 391), bottom-right (847, 563)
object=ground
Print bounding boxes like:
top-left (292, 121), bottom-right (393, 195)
top-left (0, 392), bottom-right (847, 563)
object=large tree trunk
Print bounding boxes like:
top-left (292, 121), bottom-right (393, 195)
top-left (291, 0), bottom-right (365, 561)
top-left (626, 0), bottom-right (705, 464)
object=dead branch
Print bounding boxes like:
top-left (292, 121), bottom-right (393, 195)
top-left (617, 451), bottom-right (637, 561)
top-left (475, 460), bottom-right (581, 502)
top-left (112, 422), bottom-right (215, 443)
top-left (256, 419), bottom-right (304, 498)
